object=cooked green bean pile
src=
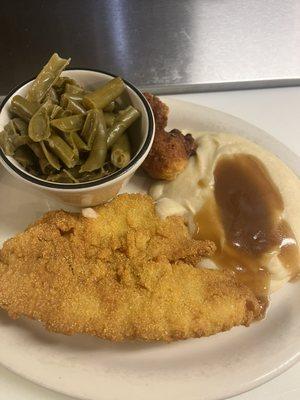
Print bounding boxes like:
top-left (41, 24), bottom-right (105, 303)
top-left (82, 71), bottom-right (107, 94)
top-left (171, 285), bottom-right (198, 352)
top-left (0, 53), bottom-right (140, 183)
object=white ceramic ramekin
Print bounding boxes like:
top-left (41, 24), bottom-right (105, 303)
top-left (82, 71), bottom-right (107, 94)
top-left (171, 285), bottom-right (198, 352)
top-left (0, 69), bottom-right (154, 207)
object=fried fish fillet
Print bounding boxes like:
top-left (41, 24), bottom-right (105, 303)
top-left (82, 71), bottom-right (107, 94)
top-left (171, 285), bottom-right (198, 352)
top-left (0, 194), bottom-right (263, 341)
top-left (143, 93), bottom-right (197, 180)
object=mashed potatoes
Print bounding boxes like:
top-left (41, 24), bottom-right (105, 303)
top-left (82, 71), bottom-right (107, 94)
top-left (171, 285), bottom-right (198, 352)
top-left (150, 132), bottom-right (300, 292)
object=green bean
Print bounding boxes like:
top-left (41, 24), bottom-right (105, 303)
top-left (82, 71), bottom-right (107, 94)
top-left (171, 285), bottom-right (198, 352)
top-left (62, 132), bottom-right (79, 161)
top-left (83, 77), bottom-right (125, 110)
top-left (53, 77), bottom-right (80, 99)
top-left (63, 169), bottom-right (79, 183)
top-left (12, 118), bottom-right (28, 136)
top-left (80, 111), bottom-right (107, 172)
top-left (60, 93), bottom-right (86, 108)
top-left (46, 172), bottom-right (66, 182)
top-left (46, 170), bottom-right (74, 183)
top-left (64, 131), bottom-right (89, 151)
top-left (10, 134), bottom-right (30, 149)
top-left (46, 168), bottom-right (79, 183)
top-left (4, 120), bottom-right (18, 136)
top-left (64, 96), bottom-right (86, 115)
top-left (58, 165), bottom-right (83, 179)
top-left (14, 146), bottom-right (36, 169)
top-left (10, 95), bottom-right (39, 122)
top-left (54, 76), bottom-right (78, 91)
top-left (46, 133), bottom-right (77, 168)
top-left (28, 142), bottom-right (44, 158)
top-left (55, 108), bottom-right (72, 118)
top-left (106, 106), bottom-right (140, 148)
top-left (81, 109), bottom-right (102, 149)
top-left (114, 98), bottom-right (124, 112)
top-left (3, 53), bottom-right (140, 183)
top-left (27, 53), bottom-right (70, 103)
top-left (103, 101), bottom-right (116, 112)
top-left (28, 142), bottom-right (51, 174)
top-left (77, 169), bottom-right (106, 182)
top-left (49, 104), bottom-right (63, 119)
top-left (28, 107), bottom-right (51, 142)
top-left (3, 121), bottom-right (29, 151)
top-left (102, 161), bottom-right (118, 175)
top-left (0, 130), bottom-right (14, 155)
top-left (40, 158), bottom-right (53, 174)
top-left (41, 98), bottom-right (55, 115)
top-left (111, 134), bottom-right (131, 168)
top-left (72, 162), bottom-right (118, 182)
top-left (65, 83), bottom-right (86, 95)
top-left (50, 114), bottom-right (85, 132)
top-left (52, 77), bottom-right (64, 90)
top-left (103, 112), bottom-right (116, 127)
top-left (41, 141), bottom-right (61, 170)
top-left (0, 128), bottom-right (28, 156)
top-left (60, 93), bottom-right (70, 108)
top-left (46, 87), bottom-right (59, 104)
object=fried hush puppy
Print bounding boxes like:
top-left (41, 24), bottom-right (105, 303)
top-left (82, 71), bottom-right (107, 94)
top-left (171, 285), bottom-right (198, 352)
top-left (0, 194), bottom-right (263, 342)
top-left (143, 93), bottom-right (197, 180)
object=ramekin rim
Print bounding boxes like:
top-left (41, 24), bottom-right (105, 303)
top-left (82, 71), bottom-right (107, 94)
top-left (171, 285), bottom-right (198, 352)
top-left (0, 68), bottom-right (154, 190)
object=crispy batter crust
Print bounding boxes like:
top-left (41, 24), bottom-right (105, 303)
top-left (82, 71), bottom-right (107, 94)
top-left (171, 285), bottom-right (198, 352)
top-left (0, 194), bottom-right (263, 341)
top-left (143, 92), bottom-right (169, 130)
top-left (143, 93), bottom-right (197, 180)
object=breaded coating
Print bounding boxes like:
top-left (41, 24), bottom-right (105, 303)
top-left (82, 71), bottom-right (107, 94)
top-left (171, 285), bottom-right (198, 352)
top-left (143, 92), bottom-right (169, 130)
top-left (143, 93), bottom-right (197, 180)
top-left (143, 128), bottom-right (197, 180)
top-left (0, 194), bottom-right (263, 342)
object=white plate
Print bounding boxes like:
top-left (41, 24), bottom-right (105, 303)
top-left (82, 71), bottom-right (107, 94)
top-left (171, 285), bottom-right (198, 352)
top-left (0, 98), bottom-right (299, 400)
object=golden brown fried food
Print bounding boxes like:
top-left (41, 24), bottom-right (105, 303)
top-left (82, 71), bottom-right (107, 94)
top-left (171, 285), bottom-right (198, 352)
top-left (143, 128), bottom-right (197, 180)
top-left (143, 92), bottom-right (169, 130)
top-left (0, 194), bottom-right (263, 342)
top-left (143, 93), bottom-right (197, 180)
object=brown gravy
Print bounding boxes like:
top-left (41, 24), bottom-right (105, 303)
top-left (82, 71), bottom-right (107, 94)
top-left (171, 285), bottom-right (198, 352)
top-left (194, 154), bottom-right (299, 307)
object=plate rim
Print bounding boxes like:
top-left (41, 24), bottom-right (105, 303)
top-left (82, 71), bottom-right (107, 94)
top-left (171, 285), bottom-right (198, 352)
top-left (0, 97), bottom-right (299, 400)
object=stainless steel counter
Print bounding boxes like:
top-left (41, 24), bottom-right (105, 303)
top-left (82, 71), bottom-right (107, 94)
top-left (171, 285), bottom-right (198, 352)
top-left (1, 0), bottom-right (300, 94)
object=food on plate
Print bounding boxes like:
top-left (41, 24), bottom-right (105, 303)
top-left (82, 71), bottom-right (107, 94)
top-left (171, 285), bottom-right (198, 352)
top-left (83, 76), bottom-right (125, 110)
top-left (150, 132), bottom-right (300, 299)
top-left (142, 93), bottom-right (197, 180)
top-left (27, 53), bottom-right (71, 103)
top-left (111, 134), bottom-right (131, 169)
top-left (106, 106), bottom-right (140, 149)
top-left (144, 92), bottom-right (169, 130)
top-left (0, 194), bottom-right (264, 342)
top-left (0, 53), bottom-right (140, 183)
